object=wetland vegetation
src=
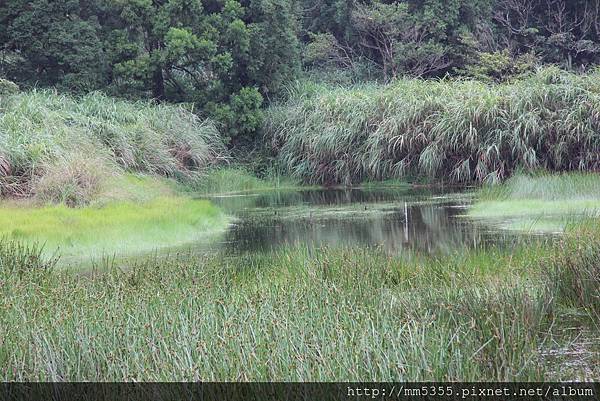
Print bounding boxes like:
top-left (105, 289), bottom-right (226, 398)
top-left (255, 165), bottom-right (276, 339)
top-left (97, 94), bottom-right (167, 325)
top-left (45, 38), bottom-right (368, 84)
top-left (266, 68), bottom-right (600, 186)
top-left (469, 173), bottom-right (600, 232)
top-left (0, 224), bottom-right (598, 381)
top-left (2, 0), bottom-right (600, 383)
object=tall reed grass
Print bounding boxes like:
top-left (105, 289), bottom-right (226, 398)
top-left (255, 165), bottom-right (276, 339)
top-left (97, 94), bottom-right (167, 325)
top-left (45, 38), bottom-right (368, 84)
top-left (0, 90), bottom-right (226, 203)
top-left (0, 240), bottom-right (558, 381)
top-left (551, 224), bottom-right (600, 325)
top-left (266, 67), bottom-right (600, 185)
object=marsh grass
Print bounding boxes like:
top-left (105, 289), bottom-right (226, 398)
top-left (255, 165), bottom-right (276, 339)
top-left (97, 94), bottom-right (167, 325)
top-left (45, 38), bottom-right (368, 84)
top-left (550, 224), bottom-right (600, 325)
top-left (0, 196), bottom-right (229, 263)
top-left (0, 240), bottom-right (561, 381)
top-left (0, 239), bottom-right (57, 277)
top-left (0, 90), bottom-right (226, 203)
top-left (477, 172), bottom-right (600, 201)
top-left (469, 173), bottom-right (600, 232)
top-left (267, 68), bottom-right (600, 185)
top-left (193, 167), bottom-right (302, 195)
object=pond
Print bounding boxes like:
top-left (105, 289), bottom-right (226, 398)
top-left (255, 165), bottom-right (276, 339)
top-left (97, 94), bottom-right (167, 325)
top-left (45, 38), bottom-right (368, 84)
top-left (204, 186), bottom-right (528, 255)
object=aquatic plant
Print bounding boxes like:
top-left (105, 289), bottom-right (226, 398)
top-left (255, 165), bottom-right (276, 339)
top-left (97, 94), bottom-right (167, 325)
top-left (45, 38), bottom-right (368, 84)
top-left (0, 239), bottom-right (57, 277)
top-left (551, 224), bottom-right (600, 325)
top-left (193, 167), bottom-right (300, 195)
top-left (266, 68), bottom-right (600, 185)
top-left (469, 173), bottom-right (600, 232)
top-left (0, 241), bottom-right (562, 381)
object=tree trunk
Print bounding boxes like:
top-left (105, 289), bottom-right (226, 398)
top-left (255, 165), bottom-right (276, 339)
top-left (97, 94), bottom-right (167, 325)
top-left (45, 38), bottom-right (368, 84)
top-left (152, 66), bottom-right (165, 102)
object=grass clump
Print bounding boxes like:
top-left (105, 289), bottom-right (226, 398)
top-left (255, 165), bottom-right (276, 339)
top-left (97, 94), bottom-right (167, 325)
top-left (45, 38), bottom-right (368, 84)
top-left (31, 152), bottom-right (111, 207)
top-left (267, 67), bottom-right (600, 185)
top-left (0, 241), bottom-right (564, 381)
top-left (0, 78), bottom-right (19, 95)
top-left (0, 90), bottom-right (226, 204)
top-left (0, 239), bottom-right (57, 277)
top-left (550, 224), bottom-right (600, 325)
top-left (194, 167), bottom-right (301, 195)
top-left (469, 172), bottom-right (600, 232)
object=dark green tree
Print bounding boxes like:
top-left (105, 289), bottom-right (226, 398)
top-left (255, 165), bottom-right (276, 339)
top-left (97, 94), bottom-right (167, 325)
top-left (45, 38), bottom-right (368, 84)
top-left (0, 0), bottom-right (106, 91)
top-left (492, 0), bottom-right (600, 69)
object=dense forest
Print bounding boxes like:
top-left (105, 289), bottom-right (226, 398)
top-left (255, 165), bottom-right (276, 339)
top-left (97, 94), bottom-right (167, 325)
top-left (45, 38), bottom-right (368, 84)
top-left (2, 0), bottom-right (600, 145)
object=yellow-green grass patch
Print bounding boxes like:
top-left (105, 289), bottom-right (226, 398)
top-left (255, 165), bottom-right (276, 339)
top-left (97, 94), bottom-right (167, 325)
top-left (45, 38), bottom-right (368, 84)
top-left (0, 196), bottom-right (229, 265)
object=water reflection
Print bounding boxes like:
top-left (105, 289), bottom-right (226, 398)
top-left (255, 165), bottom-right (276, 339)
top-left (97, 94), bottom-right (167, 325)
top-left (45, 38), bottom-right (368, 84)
top-left (206, 188), bottom-right (525, 255)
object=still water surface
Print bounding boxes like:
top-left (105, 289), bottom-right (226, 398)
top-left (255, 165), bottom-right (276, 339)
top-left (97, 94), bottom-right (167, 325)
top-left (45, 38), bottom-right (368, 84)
top-left (205, 186), bottom-right (526, 255)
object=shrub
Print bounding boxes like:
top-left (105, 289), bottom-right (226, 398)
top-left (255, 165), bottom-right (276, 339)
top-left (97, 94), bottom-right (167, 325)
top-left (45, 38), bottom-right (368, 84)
top-left (0, 78), bottom-right (19, 95)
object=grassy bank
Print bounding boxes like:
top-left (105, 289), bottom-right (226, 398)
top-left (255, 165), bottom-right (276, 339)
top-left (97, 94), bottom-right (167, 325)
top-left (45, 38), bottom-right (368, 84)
top-left (193, 167), bottom-right (301, 195)
top-left (0, 89), bottom-right (226, 204)
top-left (0, 195), bottom-right (227, 264)
top-left (0, 90), bottom-right (234, 264)
top-left (0, 242), bottom-right (545, 380)
top-left (469, 173), bottom-right (600, 232)
top-left (266, 68), bottom-right (600, 185)
top-left (1, 228), bottom-right (598, 381)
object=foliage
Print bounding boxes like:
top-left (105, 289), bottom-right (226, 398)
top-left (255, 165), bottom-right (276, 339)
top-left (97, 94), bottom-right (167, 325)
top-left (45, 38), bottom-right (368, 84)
top-left (3, 0), bottom-right (600, 143)
top-left (206, 87), bottom-right (264, 145)
top-left (459, 50), bottom-right (539, 82)
top-left (0, 0), bottom-right (299, 143)
top-left (0, 0), bottom-right (106, 91)
top-left (2, 0), bottom-right (600, 145)
top-left (491, 0), bottom-right (600, 70)
top-left (351, 1), bottom-right (451, 79)
top-left (0, 78), bottom-right (19, 95)
top-left (303, 33), bottom-right (354, 70)
top-left (301, 0), bottom-right (494, 80)
top-left (299, 0), bottom-right (600, 82)
top-left (0, 240), bottom-right (561, 380)
top-left (0, 90), bottom-right (226, 200)
top-left (266, 68), bottom-right (600, 185)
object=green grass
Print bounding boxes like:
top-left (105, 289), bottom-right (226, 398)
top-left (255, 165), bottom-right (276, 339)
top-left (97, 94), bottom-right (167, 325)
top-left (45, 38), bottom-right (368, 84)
top-left (0, 90), bottom-right (231, 264)
top-left (194, 167), bottom-right (302, 195)
top-left (477, 172), bottom-right (600, 201)
top-left (470, 199), bottom-right (600, 218)
top-left (550, 223), bottom-right (600, 326)
top-left (0, 195), bottom-right (229, 264)
top-left (266, 67), bottom-right (600, 185)
top-left (0, 241), bottom-right (558, 381)
top-left (2, 221), bottom-right (598, 381)
top-left (469, 173), bottom-right (600, 232)
top-left (0, 89), bottom-right (226, 203)
top-left (357, 179), bottom-right (411, 189)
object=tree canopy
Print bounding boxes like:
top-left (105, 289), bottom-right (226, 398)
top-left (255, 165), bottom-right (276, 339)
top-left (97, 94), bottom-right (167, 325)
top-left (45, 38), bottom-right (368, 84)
top-left (2, 0), bottom-right (599, 142)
